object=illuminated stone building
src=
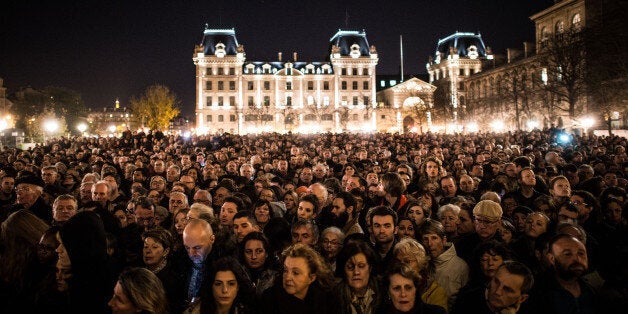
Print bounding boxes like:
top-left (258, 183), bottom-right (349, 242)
top-left (447, 0), bottom-right (626, 131)
top-left (87, 99), bottom-right (138, 136)
top-left (375, 77), bottom-right (436, 133)
top-left (193, 27), bottom-right (381, 134)
top-left (425, 32), bottom-right (493, 130)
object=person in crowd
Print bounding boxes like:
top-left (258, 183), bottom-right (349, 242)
top-left (282, 190), bottom-right (299, 222)
top-left (378, 172), bottom-right (414, 216)
top-left (198, 257), bottom-right (255, 314)
top-left (51, 194), bottom-right (78, 227)
top-left (239, 232), bottom-right (278, 297)
top-left (182, 218), bottom-right (216, 310)
top-left (436, 204), bottom-right (461, 242)
top-left (261, 243), bottom-right (339, 314)
top-left (141, 227), bottom-right (185, 312)
top-left (334, 240), bottom-right (383, 314)
top-left (456, 200), bottom-right (503, 264)
top-left (462, 240), bottom-right (513, 293)
top-left (108, 267), bottom-right (169, 314)
top-left (296, 194), bottom-right (320, 222)
top-left (452, 261), bottom-right (533, 314)
top-left (397, 216), bottom-right (417, 239)
top-left (510, 212), bottom-right (550, 271)
top-left (456, 204), bottom-right (475, 239)
top-left (377, 262), bottom-right (446, 314)
top-left (418, 218), bottom-right (469, 309)
top-left (57, 211), bottom-right (112, 313)
top-left (549, 175), bottom-right (572, 205)
top-left (13, 171), bottom-right (52, 222)
top-left (232, 210), bottom-right (260, 243)
top-left (370, 206), bottom-right (399, 273)
top-left (394, 237), bottom-right (448, 311)
top-left (0, 210), bottom-right (50, 312)
top-left (404, 201), bottom-right (430, 229)
top-left (331, 191), bottom-right (363, 235)
top-left (253, 199), bottom-right (274, 230)
top-left (320, 226), bottom-right (345, 270)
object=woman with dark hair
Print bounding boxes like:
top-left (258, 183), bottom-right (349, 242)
top-left (253, 199), bottom-right (275, 230)
top-left (334, 241), bottom-right (383, 314)
top-left (261, 243), bottom-right (340, 314)
top-left (108, 267), bottom-right (169, 314)
top-left (377, 263), bottom-right (446, 314)
top-left (57, 210), bottom-right (113, 313)
top-left (0, 210), bottom-right (50, 312)
top-left (282, 190), bottom-right (299, 223)
top-left (142, 227), bottom-right (186, 313)
top-left (199, 257), bottom-right (256, 314)
top-left (414, 190), bottom-right (438, 219)
top-left (462, 240), bottom-right (513, 293)
top-left (239, 232), bottom-right (278, 297)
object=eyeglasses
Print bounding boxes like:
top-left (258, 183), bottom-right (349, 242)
top-left (474, 217), bottom-right (498, 226)
top-left (322, 240), bottom-right (340, 247)
top-left (15, 186), bottom-right (32, 193)
top-left (570, 201), bottom-right (587, 206)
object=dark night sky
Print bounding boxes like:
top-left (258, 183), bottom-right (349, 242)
top-left (1, 0), bottom-right (554, 116)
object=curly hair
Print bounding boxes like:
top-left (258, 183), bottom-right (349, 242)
top-left (282, 243), bottom-right (336, 290)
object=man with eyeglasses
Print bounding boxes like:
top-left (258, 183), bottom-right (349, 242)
top-left (134, 196), bottom-right (157, 231)
top-left (192, 189), bottom-right (212, 207)
top-left (456, 200), bottom-right (503, 264)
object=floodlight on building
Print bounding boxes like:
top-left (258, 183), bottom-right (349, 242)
top-left (490, 120), bottom-right (505, 132)
top-left (108, 125), bottom-right (116, 133)
top-left (527, 120), bottom-right (539, 130)
top-left (76, 123), bottom-right (87, 133)
top-left (44, 119), bottom-right (59, 133)
top-left (466, 122), bottom-right (479, 133)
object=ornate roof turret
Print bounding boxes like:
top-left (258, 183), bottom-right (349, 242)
top-left (200, 27), bottom-right (240, 56)
top-left (328, 29), bottom-right (372, 59)
top-left (435, 32), bottom-right (488, 60)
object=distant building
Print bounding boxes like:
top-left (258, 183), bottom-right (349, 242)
top-left (0, 78), bottom-right (15, 129)
top-left (193, 27), bottom-right (382, 134)
top-left (87, 99), bottom-right (139, 135)
top-left (434, 0), bottom-right (626, 132)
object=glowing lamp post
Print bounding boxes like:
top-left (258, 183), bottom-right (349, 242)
top-left (43, 119), bottom-right (59, 143)
top-left (76, 123), bottom-right (87, 135)
top-left (581, 117), bottom-right (594, 135)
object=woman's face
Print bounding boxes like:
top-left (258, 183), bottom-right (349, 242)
top-left (406, 206), bottom-right (425, 226)
top-left (525, 214), bottom-right (548, 238)
top-left (345, 167), bottom-right (355, 176)
top-left (551, 178), bottom-right (571, 197)
top-left (297, 201), bottom-right (316, 221)
top-left (255, 204), bottom-right (271, 224)
top-left (321, 233), bottom-right (342, 259)
top-left (108, 281), bottom-right (139, 314)
top-left (418, 194), bottom-right (433, 209)
top-left (283, 256), bottom-right (314, 300)
top-left (480, 252), bottom-right (504, 279)
top-left (440, 211), bottom-right (459, 234)
top-left (212, 271), bottom-right (239, 308)
top-left (395, 251), bottom-right (420, 273)
top-left (142, 237), bottom-right (169, 267)
top-left (284, 194), bottom-right (296, 210)
top-left (457, 210), bottom-right (474, 234)
top-left (244, 239), bottom-right (267, 269)
top-left (397, 220), bottom-right (415, 239)
top-left (500, 225), bottom-right (513, 244)
top-left (344, 253), bottom-right (370, 293)
top-left (388, 274), bottom-right (416, 312)
top-left (174, 212), bottom-right (188, 235)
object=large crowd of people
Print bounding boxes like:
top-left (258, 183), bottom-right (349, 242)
top-left (0, 127), bottom-right (626, 313)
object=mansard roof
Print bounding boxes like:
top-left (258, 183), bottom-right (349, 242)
top-left (243, 61), bottom-right (333, 75)
top-left (328, 29), bottom-right (371, 57)
top-left (435, 32), bottom-right (488, 58)
top-left (200, 27), bottom-right (239, 56)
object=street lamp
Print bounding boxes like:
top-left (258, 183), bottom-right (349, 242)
top-left (76, 122), bottom-right (87, 135)
top-left (43, 119), bottom-right (59, 143)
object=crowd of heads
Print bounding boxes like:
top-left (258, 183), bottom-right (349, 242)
top-left (0, 127), bottom-right (626, 313)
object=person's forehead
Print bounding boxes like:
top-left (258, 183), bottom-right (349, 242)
top-left (372, 215), bottom-right (394, 224)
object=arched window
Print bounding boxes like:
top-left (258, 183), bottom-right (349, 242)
top-left (555, 21), bottom-right (564, 34)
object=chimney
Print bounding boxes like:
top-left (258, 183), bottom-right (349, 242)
top-left (293, 52), bottom-right (298, 62)
top-left (278, 52), bottom-right (282, 61)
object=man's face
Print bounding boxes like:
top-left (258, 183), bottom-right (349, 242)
top-left (240, 165), bottom-right (253, 179)
top-left (440, 178), bottom-right (457, 197)
top-left (297, 201), bottom-right (316, 221)
top-left (487, 267), bottom-right (528, 311)
top-left (166, 167), bottom-right (180, 182)
top-left (366, 173), bottom-right (378, 185)
top-left (135, 205), bottom-right (156, 230)
top-left (549, 237), bottom-right (588, 280)
top-left (226, 161), bottom-right (238, 173)
top-left (425, 161), bottom-right (439, 178)
top-left (169, 193), bottom-right (187, 214)
top-left (421, 233), bottom-right (445, 258)
top-left (300, 168), bottom-right (313, 183)
top-left (132, 170), bottom-right (145, 183)
top-left (459, 175), bottom-right (474, 193)
top-left (520, 169), bottom-right (536, 187)
top-left (154, 161), bottom-right (166, 173)
top-left (569, 195), bottom-right (592, 220)
top-left (313, 165), bottom-right (326, 179)
top-left (90, 184), bottom-right (108, 205)
top-left (291, 225), bottom-right (316, 245)
top-left (213, 187), bottom-right (229, 207)
top-left (220, 202), bottom-right (238, 227)
top-left (474, 215), bottom-right (500, 240)
top-left (372, 215), bottom-right (397, 245)
top-left (179, 175), bottom-right (196, 192)
top-left (16, 183), bottom-right (40, 208)
top-left (53, 199), bottom-right (77, 223)
top-left (41, 169), bottom-right (58, 185)
top-left (346, 177), bottom-right (362, 192)
top-left (331, 198), bottom-right (350, 227)
top-left (277, 160), bottom-right (288, 172)
top-left (1, 177), bottom-right (14, 194)
top-left (183, 226), bottom-right (215, 264)
top-left (233, 217), bottom-right (258, 243)
top-left (181, 155), bottom-right (191, 168)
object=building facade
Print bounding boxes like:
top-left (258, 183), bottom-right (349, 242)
top-left (86, 100), bottom-right (139, 136)
top-left (193, 28), bottom-right (381, 134)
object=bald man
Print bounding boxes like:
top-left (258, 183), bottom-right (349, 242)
top-left (183, 219), bottom-right (216, 307)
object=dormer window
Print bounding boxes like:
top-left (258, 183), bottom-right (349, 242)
top-left (350, 44), bottom-right (361, 58)
top-left (467, 45), bottom-right (478, 59)
top-left (215, 43), bottom-right (226, 58)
